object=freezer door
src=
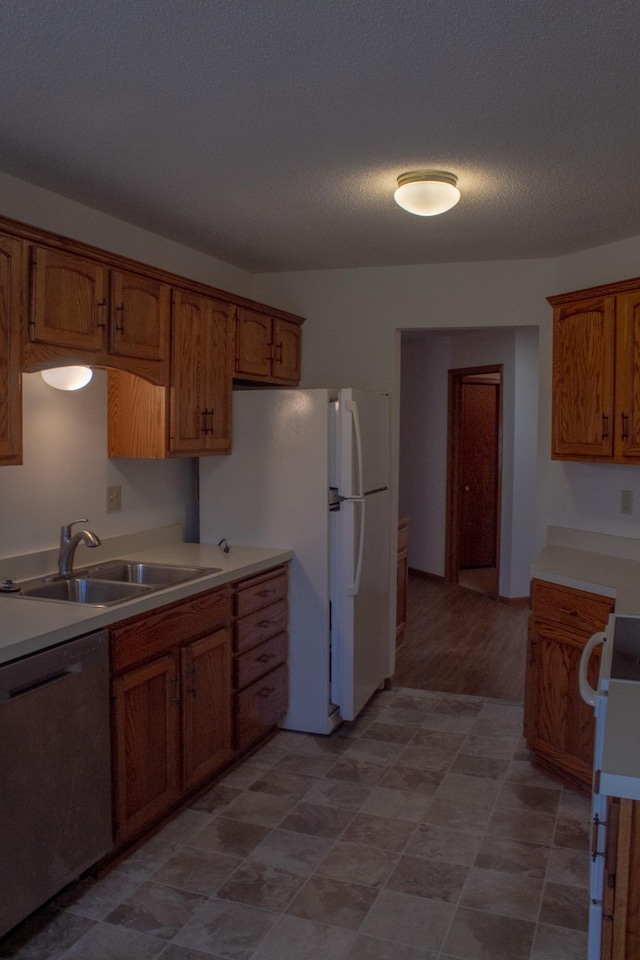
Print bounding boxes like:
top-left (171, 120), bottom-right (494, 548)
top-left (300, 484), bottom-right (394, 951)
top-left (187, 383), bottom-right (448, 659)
top-left (336, 389), bottom-right (390, 496)
top-left (331, 487), bottom-right (391, 720)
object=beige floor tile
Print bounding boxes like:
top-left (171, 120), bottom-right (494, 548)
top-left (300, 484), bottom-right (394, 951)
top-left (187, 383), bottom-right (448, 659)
top-left (358, 722), bottom-right (417, 744)
top-left (405, 822), bottom-right (482, 866)
top-left (172, 898), bottom-right (278, 959)
top-left (422, 796), bottom-right (494, 834)
top-left (459, 866), bottom-right (544, 921)
top-left (385, 854), bottom-right (468, 903)
top-left (530, 922), bottom-right (589, 959)
top-left (539, 881), bottom-right (590, 931)
top-left (286, 875), bottom-right (379, 931)
top-left (324, 756), bottom-right (392, 785)
top-left (360, 888), bottom-right (454, 951)
top-left (315, 841), bottom-right (397, 888)
top-left (340, 812), bottom-right (416, 854)
top-left (247, 771), bottom-right (314, 801)
top-left (346, 934), bottom-right (438, 959)
top-left (486, 806), bottom-right (556, 846)
top-left (104, 881), bottom-right (206, 941)
top-left (302, 778), bottom-right (372, 810)
top-left (189, 817), bottom-right (270, 858)
top-left (435, 772), bottom-right (503, 805)
top-left (495, 781), bottom-right (561, 816)
top-left (443, 905), bottom-right (536, 960)
top-left (474, 835), bottom-right (550, 879)
top-left (62, 922), bottom-right (165, 959)
top-left (360, 786), bottom-right (434, 822)
top-left (553, 816), bottom-right (590, 851)
top-left (252, 915), bottom-right (353, 960)
top-left (450, 753), bottom-right (510, 780)
top-left (216, 860), bottom-right (305, 912)
top-left (218, 790), bottom-right (298, 828)
top-left (248, 828), bottom-right (334, 876)
top-left (0, 906), bottom-right (95, 960)
top-left (378, 765), bottom-right (443, 795)
top-left (150, 848), bottom-right (242, 898)
top-left (545, 846), bottom-right (590, 888)
top-left (278, 801), bottom-right (356, 839)
top-left (461, 734), bottom-right (521, 759)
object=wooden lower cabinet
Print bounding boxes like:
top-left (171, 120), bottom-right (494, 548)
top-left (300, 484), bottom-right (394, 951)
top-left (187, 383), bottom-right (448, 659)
top-left (110, 564), bottom-right (289, 851)
top-left (525, 579), bottom-right (614, 789)
top-left (601, 797), bottom-right (640, 959)
top-left (110, 586), bottom-right (233, 846)
top-left (232, 566), bottom-right (290, 752)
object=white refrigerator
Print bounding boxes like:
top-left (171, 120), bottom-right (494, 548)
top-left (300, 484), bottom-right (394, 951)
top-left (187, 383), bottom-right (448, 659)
top-left (198, 388), bottom-right (392, 734)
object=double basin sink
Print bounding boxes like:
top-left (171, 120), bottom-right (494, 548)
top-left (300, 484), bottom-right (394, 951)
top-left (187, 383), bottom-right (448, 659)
top-left (17, 561), bottom-right (221, 607)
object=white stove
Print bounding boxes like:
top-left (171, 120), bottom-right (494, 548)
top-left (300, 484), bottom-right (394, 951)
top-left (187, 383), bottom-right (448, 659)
top-left (579, 613), bottom-right (640, 959)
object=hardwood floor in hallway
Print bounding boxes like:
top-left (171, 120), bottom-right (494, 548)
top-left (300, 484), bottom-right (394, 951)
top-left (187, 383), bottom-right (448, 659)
top-left (393, 572), bottom-right (529, 702)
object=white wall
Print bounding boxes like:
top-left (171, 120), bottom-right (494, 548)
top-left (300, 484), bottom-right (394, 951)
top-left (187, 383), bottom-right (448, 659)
top-left (256, 242), bottom-right (640, 596)
top-left (0, 172), bottom-right (259, 559)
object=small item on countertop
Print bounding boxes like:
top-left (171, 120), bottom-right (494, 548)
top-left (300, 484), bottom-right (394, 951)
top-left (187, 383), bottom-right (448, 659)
top-left (218, 538), bottom-right (230, 554)
top-left (0, 579), bottom-right (20, 593)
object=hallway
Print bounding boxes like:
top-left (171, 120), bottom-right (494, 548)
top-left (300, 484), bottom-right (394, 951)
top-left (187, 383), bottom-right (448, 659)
top-left (393, 573), bottom-right (528, 702)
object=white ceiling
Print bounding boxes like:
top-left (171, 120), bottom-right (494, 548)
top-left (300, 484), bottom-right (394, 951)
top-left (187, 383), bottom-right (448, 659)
top-left (2, 0), bottom-right (640, 273)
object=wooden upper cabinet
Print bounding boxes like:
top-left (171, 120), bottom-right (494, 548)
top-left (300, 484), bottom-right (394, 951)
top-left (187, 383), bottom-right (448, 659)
top-left (30, 246), bottom-right (107, 352)
top-left (170, 290), bottom-right (234, 455)
top-left (235, 307), bottom-right (302, 384)
top-left (550, 280), bottom-right (640, 463)
top-left (273, 318), bottom-right (302, 383)
top-left (109, 270), bottom-right (169, 362)
top-left (552, 295), bottom-right (616, 459)
top-left (0, 234), bottom-right (23, 465)
top-left (615, 289), bottom-right (640, 460)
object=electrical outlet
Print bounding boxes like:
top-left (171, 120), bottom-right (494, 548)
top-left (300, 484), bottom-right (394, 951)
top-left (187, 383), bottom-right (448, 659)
top-left (621, 489), bottom-right (633, 515)
top-left (106, 485), bottom-right (122, 512)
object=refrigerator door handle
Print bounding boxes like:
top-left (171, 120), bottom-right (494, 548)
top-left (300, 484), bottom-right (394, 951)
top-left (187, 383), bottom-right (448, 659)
top-left (347, 496), bottom-right (366, 597)
top-left (345, 399), bottom-right (364, 498)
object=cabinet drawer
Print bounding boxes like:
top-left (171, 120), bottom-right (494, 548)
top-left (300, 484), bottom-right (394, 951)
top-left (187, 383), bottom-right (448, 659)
top-left (112, 586), bottom-right (231, 673)
top-left (234, 568), bottom-right (288, 618)
top-left (531, 579), bottom-right (614, 635)
top-left (235, 662), bottom-right (288, 752)
top-left (234, 632), bottom-right (287, 691)
top-left (234, 599), bottom-right (288, 654)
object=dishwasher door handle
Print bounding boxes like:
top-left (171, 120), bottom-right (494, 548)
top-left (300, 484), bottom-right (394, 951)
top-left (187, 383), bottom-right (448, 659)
top-left (6, 664), bottom-right (81, 702)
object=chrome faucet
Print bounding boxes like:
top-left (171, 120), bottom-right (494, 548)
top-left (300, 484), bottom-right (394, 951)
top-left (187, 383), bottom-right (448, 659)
top-left (58, 519), bottom-right (101, 577)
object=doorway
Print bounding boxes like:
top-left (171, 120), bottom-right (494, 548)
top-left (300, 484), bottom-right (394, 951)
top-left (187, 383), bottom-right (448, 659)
top-left (446, 365), bottom-right (502, 597)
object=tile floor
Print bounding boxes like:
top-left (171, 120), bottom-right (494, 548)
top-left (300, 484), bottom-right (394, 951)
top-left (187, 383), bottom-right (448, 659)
top-left (0, 688), bottom-right (590, 960)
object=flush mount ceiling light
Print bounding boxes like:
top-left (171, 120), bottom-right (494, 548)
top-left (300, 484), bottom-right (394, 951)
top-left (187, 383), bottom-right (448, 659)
top-left (394, 170), bottom-right (460, 216)
top-left (41, 366), bottom-right (93, 391)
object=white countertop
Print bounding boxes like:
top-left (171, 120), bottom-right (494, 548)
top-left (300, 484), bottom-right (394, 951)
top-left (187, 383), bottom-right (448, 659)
top-left (0, 533), bottom-right (292, 665)
top-left (530, 526), bottom-right (640, 615)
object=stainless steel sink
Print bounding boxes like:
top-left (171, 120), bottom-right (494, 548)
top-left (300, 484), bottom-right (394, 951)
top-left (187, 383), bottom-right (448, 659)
top-left (16, 560), bottom-right (222, 607)
top-left (85, 560), bottom-right (220, 587)
top-left (20, 578), bottom-right (152, 606)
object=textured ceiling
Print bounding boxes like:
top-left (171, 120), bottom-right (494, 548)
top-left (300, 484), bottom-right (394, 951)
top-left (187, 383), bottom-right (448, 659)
top-left (1, 0), bottom-right (640, 273)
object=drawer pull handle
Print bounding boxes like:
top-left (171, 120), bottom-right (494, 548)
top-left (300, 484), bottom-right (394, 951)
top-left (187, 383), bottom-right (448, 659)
top-left (559, 607), bottom-right (578, 616)
top-left (257, 653), bottom-right (275, 663)
top-left (257, 686), bottom-right (274, 698)
top-left (258, 588), bottom-right (275, 597)
top-left (258, 619), bottom-right (273, 628)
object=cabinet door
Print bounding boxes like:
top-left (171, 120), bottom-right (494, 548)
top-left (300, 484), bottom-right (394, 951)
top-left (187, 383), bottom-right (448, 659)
top-left (600, 797), bottom-right (640, 959)
top-left (181, 628), bottom-right (232, 792)
top-left (615, 289), bottom-right (640, 461)
top-left (272, 318), bottom-right (301, 384)
top-left (30, 246), bottom-right (107, 352)
top-left (170, 290), bottom-right (233, 454)
top-left (552, 295), bottom-right (616, 459)
top-left (112, 655), bottom-right (181, 844)
top-left (235, 307), bottom-right (272, 379)
top-left (109, 269), bottom-right (169, 361)
top-left (0, 235), bottom-right (23, 465)
top-left (526, 618), bottom-right (601, 788)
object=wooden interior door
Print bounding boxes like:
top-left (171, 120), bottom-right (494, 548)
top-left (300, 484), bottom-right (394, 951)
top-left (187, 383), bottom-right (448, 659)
top-left (459, 380), bottom-right (499, 568)
top-left (446, 366), bottom-right (502, 588)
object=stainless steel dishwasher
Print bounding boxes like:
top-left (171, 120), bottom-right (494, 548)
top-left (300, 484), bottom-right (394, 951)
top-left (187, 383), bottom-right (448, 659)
top-left (0, 629), bottom-right (112, 937)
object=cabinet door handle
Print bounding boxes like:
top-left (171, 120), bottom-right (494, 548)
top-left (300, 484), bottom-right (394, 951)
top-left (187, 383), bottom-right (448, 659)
top-left (274, 342), bottom-right (283, 363)
top-left (257, 686), bottom-right (274, 698)
top-left (96, 298), bottom-right (107, 329)
top-left (115, 303), bottom-right (125, 332)
top-left (257, 653), bottom-right (275, 663)
top-left (621, 412), bottom-right (629, 440)
top-left (602, 413), bottom-right (609, 439)
top-left (201, 409), bottom-right (214, 435)
top-left (258, 619), bottom-right (273, 628)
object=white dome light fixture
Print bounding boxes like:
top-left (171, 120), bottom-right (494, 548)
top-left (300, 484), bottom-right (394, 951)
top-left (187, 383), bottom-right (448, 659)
top-left (394, 170), bottom-right (460, 216)
top-left (41, 366), bottom-right (93, 391)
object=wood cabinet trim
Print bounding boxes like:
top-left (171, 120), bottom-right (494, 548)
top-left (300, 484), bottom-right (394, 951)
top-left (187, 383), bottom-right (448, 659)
top-left (0, 212), bottom-right (304, 326)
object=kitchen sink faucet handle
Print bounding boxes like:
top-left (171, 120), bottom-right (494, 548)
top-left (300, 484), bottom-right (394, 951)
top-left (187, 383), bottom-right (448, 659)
top-left (60, 518), bottom-right (89, 540)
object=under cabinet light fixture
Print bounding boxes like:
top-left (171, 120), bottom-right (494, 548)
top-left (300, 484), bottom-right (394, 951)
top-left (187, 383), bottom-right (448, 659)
top-left (394, 170), bottom-right (460, 216)
top-left (41, 366), bottom-right (93, 391)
